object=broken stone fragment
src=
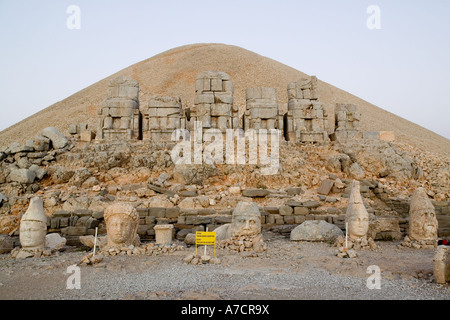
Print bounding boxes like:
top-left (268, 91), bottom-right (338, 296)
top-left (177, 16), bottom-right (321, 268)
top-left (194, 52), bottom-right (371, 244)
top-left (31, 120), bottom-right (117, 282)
top-left (42, 127), bottom-right (69, 149)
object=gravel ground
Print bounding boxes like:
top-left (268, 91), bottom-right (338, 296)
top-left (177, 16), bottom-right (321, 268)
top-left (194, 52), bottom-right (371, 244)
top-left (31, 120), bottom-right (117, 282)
top-left (0, 232), bottom-right (448, 300)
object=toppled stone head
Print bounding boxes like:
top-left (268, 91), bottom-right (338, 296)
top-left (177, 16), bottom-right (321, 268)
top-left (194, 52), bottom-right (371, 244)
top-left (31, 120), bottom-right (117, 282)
top-left (230, 201), bottom-right (261, 237)
top-left (19, 197), bottom-right (47, 251)
top-left (104, 203), bottom-right (139, 249)
top-left (409, 188), bottom-right (438, 241)
top-left (346, 180), bottom-right (369, 240)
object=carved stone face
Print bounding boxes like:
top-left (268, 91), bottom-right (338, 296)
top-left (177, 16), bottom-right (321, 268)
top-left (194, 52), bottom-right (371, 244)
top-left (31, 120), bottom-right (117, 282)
top-left (411, 209), bottom-right (438, 240)
top-left (106, 214), bottom-right (136, 247)
top-left (409, 188), bottom-right (438, 241)
top-left (231, 214), bottom-right (261, 237)
top-left (19, 220), bottom-right (47, 250)
top-left (348, 213), bottom-right (369, 240)
top-left (346, 180), bottom-right (369, 240)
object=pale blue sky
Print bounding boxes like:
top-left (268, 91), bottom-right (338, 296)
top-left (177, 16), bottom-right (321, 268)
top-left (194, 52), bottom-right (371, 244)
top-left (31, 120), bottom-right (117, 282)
top-left (0, 0), bottom-right (449, 138)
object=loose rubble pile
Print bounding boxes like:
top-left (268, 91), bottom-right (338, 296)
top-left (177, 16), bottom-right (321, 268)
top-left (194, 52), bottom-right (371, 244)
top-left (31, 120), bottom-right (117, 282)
top-left (333, 235), bottom-right (378, 254)
top-left (183, 254), bottom-right (221, 265)
top-left (10, 246), bottom-right (63, 259)
top-left (399, 236), bottom-right (437, 249)
top-left (101, 243), bottom-right (184, 256)
top-left (217, 235), bottom-right (267, 253)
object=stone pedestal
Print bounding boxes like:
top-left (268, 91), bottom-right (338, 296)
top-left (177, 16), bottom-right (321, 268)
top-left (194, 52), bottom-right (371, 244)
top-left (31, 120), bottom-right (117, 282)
top-left (154, 224), bottom-right (173, 245)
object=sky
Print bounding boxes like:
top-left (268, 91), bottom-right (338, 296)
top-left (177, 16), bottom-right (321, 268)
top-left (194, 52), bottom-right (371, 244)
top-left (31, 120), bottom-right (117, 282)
top-left (0, 0), bottom-right (449, 139)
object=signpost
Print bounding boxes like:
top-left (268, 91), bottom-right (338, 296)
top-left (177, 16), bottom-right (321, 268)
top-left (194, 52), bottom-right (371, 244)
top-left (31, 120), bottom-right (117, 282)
top-left (195, 231), bottom-right (217, 258)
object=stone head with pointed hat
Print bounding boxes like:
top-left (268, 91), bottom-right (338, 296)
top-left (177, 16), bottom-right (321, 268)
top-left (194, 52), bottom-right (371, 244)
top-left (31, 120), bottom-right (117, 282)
top-left (19, 197), bottom-right (47, 251)
top-left (346, 180), bottom-right (369, 240)
top-left (104, 203), bottom-right (139, 248)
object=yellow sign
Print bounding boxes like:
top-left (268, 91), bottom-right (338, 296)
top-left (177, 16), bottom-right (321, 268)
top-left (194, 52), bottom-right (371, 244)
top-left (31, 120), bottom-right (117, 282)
top-left (195, 231), bottom-right (217, 257)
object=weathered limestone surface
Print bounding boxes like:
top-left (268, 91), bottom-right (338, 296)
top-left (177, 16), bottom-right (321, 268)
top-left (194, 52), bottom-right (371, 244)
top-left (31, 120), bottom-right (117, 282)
top-left (290, 220), bottom-right (343, 241)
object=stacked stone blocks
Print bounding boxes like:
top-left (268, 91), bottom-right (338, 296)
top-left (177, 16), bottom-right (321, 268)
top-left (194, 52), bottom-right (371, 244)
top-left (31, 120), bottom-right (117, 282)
top-left (142, 95), bottom-right (185, 142)
top-left (285, 76), bottom-right (329, 142)
top-left (97, 76), bottom-right (141, 140)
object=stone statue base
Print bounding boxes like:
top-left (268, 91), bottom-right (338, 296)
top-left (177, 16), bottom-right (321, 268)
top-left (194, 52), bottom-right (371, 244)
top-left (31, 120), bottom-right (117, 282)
top-left (333, 235), bottom-right (377, 251)
top-left (399, 236), bottom-right (437, 249)
top-left (11, 247), bottom-right (53, 259)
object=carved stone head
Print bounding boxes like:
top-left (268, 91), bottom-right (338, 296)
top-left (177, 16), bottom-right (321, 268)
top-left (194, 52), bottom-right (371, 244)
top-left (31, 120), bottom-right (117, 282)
top-left (409, 188), bottom-right (438, 241)
top-left (230, 201), bottom-right (261, 237)
top-left (19, 197), bottom-right (47, 250)
top-left (104, 203), bottom-right (139, 248)
top-left (346, 180), bottom-right (369, 240)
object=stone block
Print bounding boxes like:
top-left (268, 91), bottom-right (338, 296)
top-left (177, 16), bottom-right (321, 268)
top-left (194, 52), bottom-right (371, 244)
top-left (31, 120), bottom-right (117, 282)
top-left (264, 207), bottom-right (279, 214)
top-left (285, 200), bottom-right (303, 207)
top-left (185, 216), bottom-right (212, 225)
top-left (302, 201), bottom-right (320, 209)
top-left (242, 189), bottom-right (269, 198)
top-left (69, 124), bottom-right (78, 134)
top-left (137, 208), bottom-right (149, 217)
top-left (0, 235), bottom-right (15, 254)
top-left (149, 207), bottom-right (166, 218)
top-left (294, 207), bottom-right (309, 215)
top-left (294, 216), bottom-right (306, 224)
top-left (279, 205), bottom-right (293, 216)
top-left (146, 216), bottom-right (156, 225)
top-left (286, 188), bottom-right (303, 196)
top-left (211, 103), bottom-right (232, 117)
top-left (317, 179), bottom-right (334, 195)
top-left (266, 215), bottom-right (275, 224)
top-left (165, 207), bottom-right (180, 218)
top-left (59, 217), bottom-right (69, 228)
top-left (195, 93), bottom-right (214, 104)
top-left (214, 216), bottom-right (232, 224)
top-left (275, 216), bottom-right (285, 225)
top-left (80, 131), bottom-right (95, 142)
top-left (42, 127), bottom-right (68, 149)
top-left (9, 168), bottom-right (36, 184)
top-left (198, 209), bottom-right (216, 216)
top-left (53, 210), bottom-right (71, 217)
top-left (137, 225), bottom-right (152, 237)
top-left (284, 216), bottom-right (295, 224)
top-left (63, 226), bottom-right (87, 236)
